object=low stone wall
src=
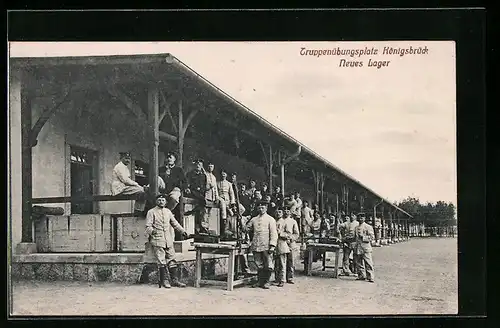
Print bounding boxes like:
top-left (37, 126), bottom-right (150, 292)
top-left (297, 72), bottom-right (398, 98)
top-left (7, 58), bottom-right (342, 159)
top-left (12, 249), bottom-right (304, 286)
top-left (11, 253), bottom-right (230, 286)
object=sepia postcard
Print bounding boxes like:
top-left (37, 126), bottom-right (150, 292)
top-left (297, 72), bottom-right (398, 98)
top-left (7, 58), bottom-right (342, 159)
top-left (8, 40), bottom-right (458, 316)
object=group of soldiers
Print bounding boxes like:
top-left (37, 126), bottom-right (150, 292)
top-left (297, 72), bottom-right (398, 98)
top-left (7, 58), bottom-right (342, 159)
top-left (110, 150), bottom-right (377, 288)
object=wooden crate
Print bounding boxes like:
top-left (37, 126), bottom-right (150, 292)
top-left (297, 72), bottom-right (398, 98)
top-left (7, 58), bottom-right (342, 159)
top-left (183, 203), bottom-right (196, 236)
top-left (34, 214), bottom-right (113, 252)
top-left (206, 207), bottom-right (220, 235)
top-left (117, 216), bottom-right (148, 252)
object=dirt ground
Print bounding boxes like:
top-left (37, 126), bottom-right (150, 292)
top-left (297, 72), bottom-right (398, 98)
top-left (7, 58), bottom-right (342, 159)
top-left (10, 237), bottom-right (457, 316)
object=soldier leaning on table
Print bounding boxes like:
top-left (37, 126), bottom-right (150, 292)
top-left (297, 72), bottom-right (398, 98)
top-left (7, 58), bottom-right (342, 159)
top-left (145, 194), bottom-right (189, 289)
top-left (245, 200), bottom-right (278, 289)
top-left (354, 212), bottom-right (375, 283)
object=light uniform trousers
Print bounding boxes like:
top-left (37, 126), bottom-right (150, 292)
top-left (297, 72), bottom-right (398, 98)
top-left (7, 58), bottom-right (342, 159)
top-left (342, 242), bottom-right (356, 274)
top-left (274, 253), bottom-right (287, 282)
top-left (253, 251), bottom-right (274, 271)
top-left (152, 245), bottom-right (177, 268)
top-left (121, 185), bottom-right (146, 211)
top-left (356, 251), bottom-right (374, 280)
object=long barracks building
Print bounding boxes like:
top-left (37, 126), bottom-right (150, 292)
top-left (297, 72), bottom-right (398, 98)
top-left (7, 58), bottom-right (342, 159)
top-left (8, 54), bottom-right (413, 282)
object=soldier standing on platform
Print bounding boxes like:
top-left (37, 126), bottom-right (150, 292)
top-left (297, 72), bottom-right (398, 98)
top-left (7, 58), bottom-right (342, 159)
top-left (230, 172), bottom-right (251, 277)
top-left (217, 168), bottom-right (236, 235)
top-left (144, 194), bottom-right (189, 289)
top-left (246, 201), bottom-right (278, 289)
top-left (272, 185), bottom-right (284, 208)
top-left (354, 213), bottom-right (375, 283)
top-left (186, 159), bottom-right (209, 233)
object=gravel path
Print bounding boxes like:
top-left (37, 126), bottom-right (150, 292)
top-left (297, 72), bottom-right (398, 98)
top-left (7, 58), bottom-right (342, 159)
top-left (10, 237), bottom-right (457, 316)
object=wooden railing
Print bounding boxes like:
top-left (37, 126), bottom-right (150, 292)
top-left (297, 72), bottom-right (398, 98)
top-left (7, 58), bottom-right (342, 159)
top-left (32, 194), bottom-right (214, 206)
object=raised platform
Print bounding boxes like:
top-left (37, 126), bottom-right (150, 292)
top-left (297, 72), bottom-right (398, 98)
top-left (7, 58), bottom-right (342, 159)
top-left (11, 247), bottom-right (304, 287)
top-left (11, 251), bottom-right (249, 286)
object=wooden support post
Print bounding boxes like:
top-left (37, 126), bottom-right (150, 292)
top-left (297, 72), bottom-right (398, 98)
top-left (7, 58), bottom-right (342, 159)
top-left (178, 100), bottom-right (184, 169)
top-left (268, 145), bottom-right (273, 192)
top-left (335, 193), bottom-right (339, 215)
top-left (21, 90), bottom-right (33, 243)
top-left (312, 170), bottom-right (319, 208)
top-left (380, 206), bottom-right (385, 239)
top-left (320, 173), bottom-right (325, 212)
top-left (388, 210), bottom-right (393, 241)
top-left (281, 163), bottom-right (285, 198)
top-left (148, 87), bottom-right (160, 196)
top-left (346, 186), bottom-right (349, 215)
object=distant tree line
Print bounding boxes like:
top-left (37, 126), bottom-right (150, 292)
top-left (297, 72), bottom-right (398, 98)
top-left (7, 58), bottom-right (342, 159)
top-left (395, 197), bottom-right (457, 228)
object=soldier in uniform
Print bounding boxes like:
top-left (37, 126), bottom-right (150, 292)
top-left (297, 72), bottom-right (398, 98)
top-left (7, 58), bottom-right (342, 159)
top-left (354, 213), bottom-right (375, 282)
top-left (246, 201), bottom-right (278, 289)
top-left (373, 216), bottom-right (382, 246)
top-left (144, 194), bottom-right (189, 288)
top-left (186, 159), bottom-right (209, 233)
top-left (111, 152), bottom-right (147, 214)
top-left (230, 172), bottom-right (250, 277)
top-left (274, 201), bottom-right (300, 287)
top-left (339, 213), bottom-right (359, 276)
top-left (246, 179), bottom-right (257, 199)
top-left (272, 185), bottom-right (284, 208)
top-left (158, 152), bottom-right (187, 212)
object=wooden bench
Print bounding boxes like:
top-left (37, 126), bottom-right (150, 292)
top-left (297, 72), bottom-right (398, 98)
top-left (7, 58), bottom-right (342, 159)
top-left (194, 242), bottom-right (256, 291)
top-left (304, 242), bottom-right (341, 278)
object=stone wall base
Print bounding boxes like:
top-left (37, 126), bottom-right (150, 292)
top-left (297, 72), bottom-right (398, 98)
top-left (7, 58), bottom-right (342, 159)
top-left (16, 243), bottom-right (37, 254)
top-left (11, 257), bottom-right (230, 286)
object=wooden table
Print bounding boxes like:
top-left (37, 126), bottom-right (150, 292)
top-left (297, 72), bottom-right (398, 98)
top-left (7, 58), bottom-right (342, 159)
top-left (193, 242), bottom-right (256, 291)
top-left (304, 242), bottom-right (342, 278)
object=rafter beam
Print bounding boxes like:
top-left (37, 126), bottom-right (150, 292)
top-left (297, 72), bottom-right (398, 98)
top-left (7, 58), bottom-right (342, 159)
top-left (29, 84), bottom-right (72, 148)
top-left (104, 83), bottom-right (148, 124)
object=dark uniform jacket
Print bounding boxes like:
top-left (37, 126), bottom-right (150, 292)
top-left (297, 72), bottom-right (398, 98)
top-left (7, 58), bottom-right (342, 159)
top-left (159, 165), bottom-right (187, 193)
top-left (186, 169), bottom-right (208, 201)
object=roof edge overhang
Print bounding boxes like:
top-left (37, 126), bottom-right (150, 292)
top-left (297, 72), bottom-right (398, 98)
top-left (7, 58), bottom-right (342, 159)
top-left (10, 53), bottom-right (413, 219)
top-left (164, 54), bottom-right (413, 219)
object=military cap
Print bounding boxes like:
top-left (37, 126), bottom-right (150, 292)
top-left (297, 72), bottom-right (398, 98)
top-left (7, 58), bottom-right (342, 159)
top-left (192, 158), bottom-right (204, 164)
top-left (155, 193), bottom-right (167, 200)
top-left (357, 212), bottom-right (366, 218)
top-left (283, 199), bottom-right (294, 210)
top-left (119, 151), bottom-right (131, 158)
top-left (255, 200), bottom-right (269, 207)
top-left (165, 151), bottom-right (177, 158)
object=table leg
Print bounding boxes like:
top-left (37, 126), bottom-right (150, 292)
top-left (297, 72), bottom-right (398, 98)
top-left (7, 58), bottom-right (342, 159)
top-left (235, 253), bottom-right (240, 277)
top-left (334, 249), bottom-right (340, 278)
top-left (307, 248), bottom-right (313, 276)
top-left (322, 251), bottom-right (326, 271)
top-left (227, 250), bottom-right (235, 291)
top-left (195, 248), bottom-right (202, 288)
top-left (303, 249), bottom-right (308, 274)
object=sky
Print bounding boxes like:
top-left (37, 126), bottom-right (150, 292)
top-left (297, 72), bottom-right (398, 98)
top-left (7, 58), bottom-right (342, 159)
top-left (9, 41), bottom-right (457, 206)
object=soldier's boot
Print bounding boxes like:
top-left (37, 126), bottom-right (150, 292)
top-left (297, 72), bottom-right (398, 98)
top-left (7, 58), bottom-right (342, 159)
top-left (169, 266), bottom-right (186, 288)
top-left (138, 264), bottom-right (151, 284)
top-left (252, 270), bottom-right (262, 288)
top-left (261, 269), bottom-right (271, 289)
top-left (158, 266), bottom-right (171, 288)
